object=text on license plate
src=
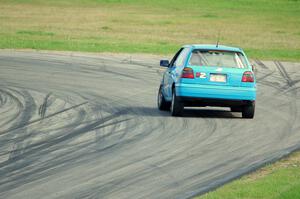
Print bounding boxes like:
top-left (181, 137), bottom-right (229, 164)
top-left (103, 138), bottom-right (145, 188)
top-left (210, 74), bottom-right (227, 82)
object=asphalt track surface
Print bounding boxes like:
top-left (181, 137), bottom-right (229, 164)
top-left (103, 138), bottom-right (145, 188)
top-left (0, 51), bottom-right (300, 199)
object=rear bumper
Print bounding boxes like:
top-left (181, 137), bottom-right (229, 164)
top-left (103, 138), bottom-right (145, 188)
top-left (176, 83), bottom-right (256, 106)
top-left (177, 96), bottom-right (253, 107)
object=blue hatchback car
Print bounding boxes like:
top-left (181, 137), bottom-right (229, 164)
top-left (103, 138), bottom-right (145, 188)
top-left (158, 44), bottom-right (256, 118)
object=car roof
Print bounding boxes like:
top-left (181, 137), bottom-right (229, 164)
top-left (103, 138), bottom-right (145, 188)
top-left (183, 44), bottom-right (244, 53)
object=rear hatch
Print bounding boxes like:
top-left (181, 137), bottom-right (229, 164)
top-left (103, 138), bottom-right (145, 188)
top-left (182, 66), bottom-right (247, 87)
top-left (181, 49), bottom-right (254, 87)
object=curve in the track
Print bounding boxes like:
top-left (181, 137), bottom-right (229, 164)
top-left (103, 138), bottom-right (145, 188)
top-left (0, 51), bottom-right (300, 199)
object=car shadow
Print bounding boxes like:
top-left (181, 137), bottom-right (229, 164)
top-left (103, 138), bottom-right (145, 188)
top-left (182, 108), bottom-right (240, 119)
top-left (126, 106), bottom-right (241, 119)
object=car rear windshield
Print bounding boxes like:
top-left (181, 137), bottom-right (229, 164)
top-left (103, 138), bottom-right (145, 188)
top-left (188, 50), bottom-right (248, 68)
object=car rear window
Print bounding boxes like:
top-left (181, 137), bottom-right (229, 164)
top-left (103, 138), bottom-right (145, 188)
top-left (188, 50), bottom-right (248, 68)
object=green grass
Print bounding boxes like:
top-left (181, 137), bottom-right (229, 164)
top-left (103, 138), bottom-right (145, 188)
top-left (196, 151), bottom-right (300, 199)
top-left (0, 34), bottom-right (178, 54)
top-left (0, 0), bottom-right (300, 61)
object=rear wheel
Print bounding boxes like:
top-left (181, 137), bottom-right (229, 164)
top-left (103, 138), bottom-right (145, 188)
top-left (242, 102), bottom-right (255, 118)
top-left (157, 85), bottom-right (170, 111)
top-left (170, 89), bottom-right (183, 116)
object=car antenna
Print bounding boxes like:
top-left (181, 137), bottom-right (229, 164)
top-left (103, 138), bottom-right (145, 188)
top-left (216, 31), bottom-right (221, 48)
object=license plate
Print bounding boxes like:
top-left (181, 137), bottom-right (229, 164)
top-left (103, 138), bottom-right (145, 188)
top-left (210, 74), bottom-right (227, 82)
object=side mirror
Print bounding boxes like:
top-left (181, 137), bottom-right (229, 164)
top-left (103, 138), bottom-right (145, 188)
top-left (160, 60), bottom-right (169, 67)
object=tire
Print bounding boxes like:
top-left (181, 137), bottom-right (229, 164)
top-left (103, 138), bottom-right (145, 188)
top-left (230, 106), bottom-right (242, 112)
top-left (242, 102), bottom-right (255, 118)
top-left (157, 85), bottom-right (170, 111)
top-left (170, 89), bottom-right (183, 116)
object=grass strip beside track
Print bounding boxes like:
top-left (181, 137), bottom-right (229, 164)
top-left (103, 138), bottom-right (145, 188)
top-left (0, 0), bottom-right (300, 61)
top-left (196, 151), bottom-right (300, 199)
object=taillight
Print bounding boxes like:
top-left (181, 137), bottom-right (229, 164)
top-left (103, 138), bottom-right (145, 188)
top-left (242, 71), bottom-right (254, 82)
top-left (181, 67), bottom-right (194, 79)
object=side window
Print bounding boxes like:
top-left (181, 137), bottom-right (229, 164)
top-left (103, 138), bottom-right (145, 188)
top-left (169, 48), bottom-right (183, 67)
top-left (174, 48), bottom-right (189, 67)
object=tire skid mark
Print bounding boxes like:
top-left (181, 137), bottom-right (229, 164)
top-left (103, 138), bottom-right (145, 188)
top-left (91, 103), bottom-right (137, 153)
top-left (257, 71), bottom-right (291, 82)
top-left (197, 117), bottom-right (218, 145)
top-left (1, 103), bottom-right (87, 148)
top-left (0, 88), bottom-right (23, 116)
top-left (256, 70), bottom-right (275, 82)
top-left (121, 58), bottom-right (156, 69)
top-left (274, 61), bottom-right (295, 87)
top-left (7, 90), bottom-right (37, 161)
top-left (283, 86), bottom-right (300, 97)
top-left (0, 89), bottom-right (23, 129)
top-left (255, 59), bottom-right (268, 69)
top-left (0, 97), bottom-right (88, 162)
top-left (263, 62), bottom-right (298, 141)
top-left (0, 101), bottom-right (88, 135)
top-left (257, 82), bottom-right (292, 121)
top-left (126, 106), bottom-right (219, 185)
top-left (0, 108), bottom-right (132, 190)
top-left (0, 93), bottom-right (4, 107)
top-left (103, 68), bottom-right (141, 81)
top-left (38, 92), bottom-right (52, 118)
top-left (105, 103), bottom-right (157, 144)
top-left (72, 94), bottom-right (124, 147)
top-left (0, 124), bottom-right (154, 194)
top-left (0, 88), bottom-right (141, 190)
top-left (0, 88), bottom-right (34, 152)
